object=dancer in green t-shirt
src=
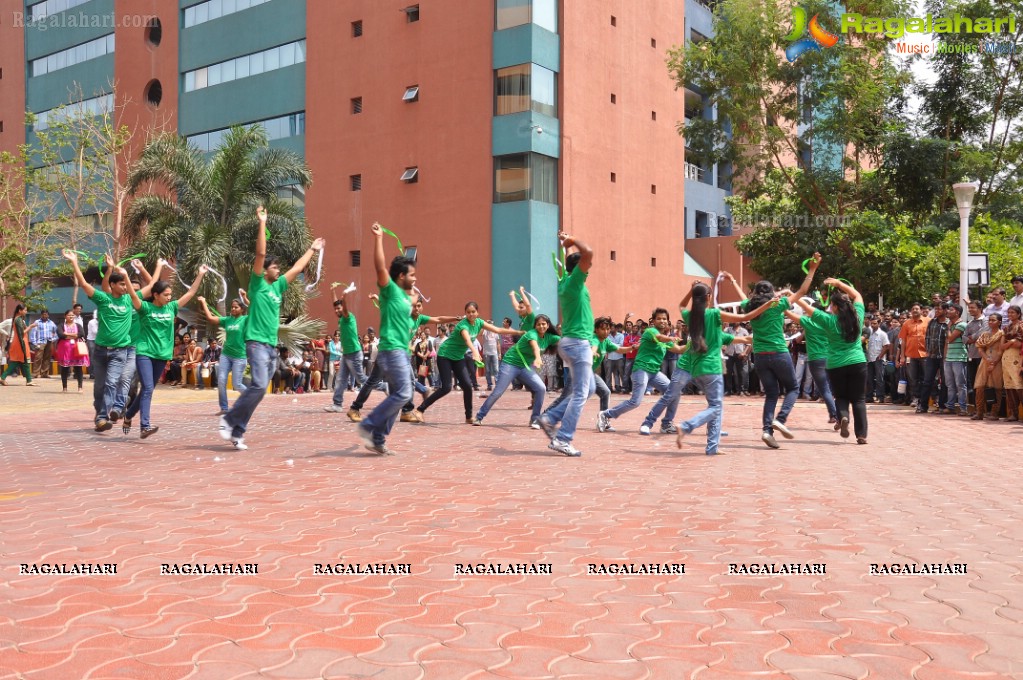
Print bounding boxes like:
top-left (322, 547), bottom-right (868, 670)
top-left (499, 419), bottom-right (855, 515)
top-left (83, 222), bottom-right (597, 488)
top-left (197, 296), bottom-right (249, 414)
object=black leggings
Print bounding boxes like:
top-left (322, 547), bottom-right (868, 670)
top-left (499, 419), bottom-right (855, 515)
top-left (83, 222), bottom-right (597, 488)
top-left (60, 365), bottom-right (84, 389)
top-left (418, 356), bottom-right (473, 418)
top-left (826, 362), bottom-right (868, 439)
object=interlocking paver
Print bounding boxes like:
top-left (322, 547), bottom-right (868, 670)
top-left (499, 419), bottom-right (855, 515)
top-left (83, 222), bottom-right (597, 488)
top-left (2, 381), bottom-right (1021, 678)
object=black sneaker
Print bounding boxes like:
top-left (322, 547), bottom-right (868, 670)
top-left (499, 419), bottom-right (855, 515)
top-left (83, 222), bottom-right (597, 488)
top-left (108, 410), bottom-right (121, 423)
top-left (140, 426), bottom-right (159, 439)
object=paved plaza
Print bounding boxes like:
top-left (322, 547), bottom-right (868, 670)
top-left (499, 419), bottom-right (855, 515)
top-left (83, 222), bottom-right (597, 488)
top-left (1, 379), bottom-right (1021, 679)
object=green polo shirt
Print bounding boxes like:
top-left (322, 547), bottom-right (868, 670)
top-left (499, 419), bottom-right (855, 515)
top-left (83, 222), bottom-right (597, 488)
top-left (438, 317), bottom-right (484, 361)
top-left (810, 302), bottom-right (867, 369)
top-left (633, 327), bottom-right (674, 374)
top-left (742, 296), bottom-right (791, 354)
top-left (505, 330), bottom-right (560, 368)
top-left (677, 308), bottom-right (732, 377)
top-left (558, 266), bottom-right (593, 340)
top-left (339, 312), bottom-right (361, 355)
top-left (796, 312), bottom-right (830, 361)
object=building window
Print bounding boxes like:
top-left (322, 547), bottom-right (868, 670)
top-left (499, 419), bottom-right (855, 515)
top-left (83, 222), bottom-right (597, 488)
top-left (31, 34), bottom-right (115, 77)
top-left (350, 174), bottom-right (362, 191)
top-left (611, 15), bottom-right (616, 26)
top-left (651, 111), bottom-right (657, 121)
top-left (32, 93), bottom-right (113, 132)
top-left (404, 5), bottom-right (420, 22)
top-left (651, 184), bottom-right (657, 194)
top-left (184, 0), bottom-right (272, 28)
top-left (496, 0), bottom-right (556, 32)
top-left (350, 251), bottom-right (361, 267)
top-left (400, 167), bottom-right (419, 183)
top-left (28, 0), bottom-right (91, 20)
top-left (276, 184), bottom-right (305, 208)
top-left (146, 18), bottom-right (163, 46)
top-left (494, 153), bottom-right (557, 204)
top-left (402, 86), bottom-right (420, 103)
top-left (651, 258), bottom-right (657, 267)
top-left (651, 38), bottom-right (657, 48)
top-left (495, 63), bottom-right (556, 117)
top-left (351, 97), bottom-right (363, 114)
top-left (352, 20), bottom-right (363, 37)
top-left (145, 79), bottom-right (163, 107)
top-left (610, 250), bottom-right (616, 261)
top-left (184, 40), bottom-right (306, 92)
top-left (610, 172), bottom-right (616, 183)
top-left (186, 112), bottom-right (306, 152)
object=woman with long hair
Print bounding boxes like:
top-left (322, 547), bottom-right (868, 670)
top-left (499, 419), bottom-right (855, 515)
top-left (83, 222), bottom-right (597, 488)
top-left (123, 266), bottom-right (206, 438)
top-left (728, 253), bottom-right (822, 448)
top-left (641, 280), bottom-right (770, 440)
top-left (417, 301), bottom-right (521, 423)
top-left (972, 313), bottom-right (1005, 420)
top-left (54, 309), bottom-right (89, 393)
top-left (0, 304), bottom-right (38, 386)
top-left (792, 278), bottom-right (868, 443)
top-left (198, 296), bottom-right (249, 415)
top-left (473, 314), bottom-right (558, 428)
top-left (1000, 305), bottom-right (1023, 421)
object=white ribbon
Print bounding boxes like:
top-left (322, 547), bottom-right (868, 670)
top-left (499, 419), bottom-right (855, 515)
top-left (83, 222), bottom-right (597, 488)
top-left (237, 288), bottom-right (248, 306)
top-left (159, 259), bottom-right (193, 289)
top-left (522, 289), bottom-right (542, 309)
top-left (343, 282), bottom-right (357, 295)
top-left (204, 265), bottom-right (229, 303)
top-left (712, 273), bottom-right (725, 307)
top-left (305, 248), bottom-right (324, 292)
top-left (413, 285), bottom-right (431, 303)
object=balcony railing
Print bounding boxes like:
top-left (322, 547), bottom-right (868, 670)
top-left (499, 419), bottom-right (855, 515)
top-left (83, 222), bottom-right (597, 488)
top-left (684, 162), bottom-right (706, 182)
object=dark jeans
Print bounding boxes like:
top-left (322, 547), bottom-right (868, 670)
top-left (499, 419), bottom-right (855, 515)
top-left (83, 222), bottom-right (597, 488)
top-left (807, 358), bottom-right (838, 419)
top-left (126, 355), bottom-right (167, 429)
top-left (907, 357), bottom-right (926, 405)
top-left (726, 355), bottom-right (748, 394)
top-left (919, 357), bottom-right (945, 411)
top-left (866, 359), bottom-right (886, 401)
top-left (827, 362), bottom-right (868, 439)
top-left (754, 352), bottom-right (798, 434)
top-left (419, 356), bottom-right (474, 419)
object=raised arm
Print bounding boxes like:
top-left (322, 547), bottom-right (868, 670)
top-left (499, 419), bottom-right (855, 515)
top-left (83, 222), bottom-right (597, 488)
top-left (517, 286), bottom-right (533, 316)
top-left (559, 232), bottom-right (593, 273)
top-left (789, 252), bottom-right (822, 303)
top-left (239, 288), bottom-right (250, 308)
top-left (371, 223), bottom-right (390, 288)
top-left (284, 238), bottom-right (323, 285)
top-left (482, 320), bottom-right (523, 336)
top-left (101, 253), bottom-right (114, 293)
top-left (791, 296), bottom-right (816, 317)
top-left (196, 296), bottom-right (220, 325)
top-left (722, 271), bottom-right (746, 301)
top-left (331, 282), bottom-right (351, 318)
top-left (253, 205), bottom-right (268, 276)
top-left (62, 250), bottom-right (96, 298)
top-left (177, 265), bottom-right (207, 307)
top-left (720, 296), bottom-right (782, 323)
top-left (118, 267), bottom-right (142, 310)
top-left (135, 258), bottom-right (163, 298)
top-left (823, 277), bottom-right (863, 305)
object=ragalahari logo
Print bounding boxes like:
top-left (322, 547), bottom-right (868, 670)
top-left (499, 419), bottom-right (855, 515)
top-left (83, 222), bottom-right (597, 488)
top-left (785, 7), bottom-right (840, 61)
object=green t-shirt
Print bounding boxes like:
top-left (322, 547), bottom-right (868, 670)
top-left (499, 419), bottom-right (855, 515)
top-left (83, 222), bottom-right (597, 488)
top-left (558, 266), bottom-right (593, 340)
top-left (136, 300), bottom-right (179, 360)
top-left (338, 312), bottom-right (361, 356)
top-left (245, 272), bottom-right (287, 346)
top-left (505, 330), bottom-right (560, 368)
top-left (377, 279), bottom-right (414, 354)
top-left (633, 326), bottom-right (674, 374)
top-left (438, 317), bottom-right (484, 360)
top-left (677, 308), bottom-right (732, 377)
top-left (811, 301), bottom-right (867, 369)
top-left (796, 312), bottom-right (830, 361)
top-left (590, 337), bottom-right (619, 371)
top-left (946, 321), bottom-right (968, 362)
top-left (742, 296), bottom-right (791, 354)
top-left (90, 290), bottom-right (133, 348)
top-left (518, 312), bottom-right (535, 331)
top-left (219, 314), bottom-right (248, 360)
top-left (129, 307), bottom-right (141, 345)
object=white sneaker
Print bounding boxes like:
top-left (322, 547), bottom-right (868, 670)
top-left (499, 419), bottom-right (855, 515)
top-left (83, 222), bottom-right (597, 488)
top-left (323, 404), bottom-right (344, 413)
top-left (529, 420), bottom-right (541, 430)
top-left (597, 411), bottom-right (610, 432)
top-left (549, 438), bottom-right (582, 457)
top-left (231, 437), bottom-right (248, 451)
top-left (771, 419), bottom-right (794, 439)
top-left (218, 416), bottom-right (232, 441)
top-left (639, 425), bottom-right (651, 435)
top-left (762, 432), bottom-right (780, 449)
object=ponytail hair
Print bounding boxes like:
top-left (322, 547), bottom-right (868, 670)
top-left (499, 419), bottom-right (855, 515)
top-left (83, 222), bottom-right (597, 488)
top-left (746, 280), bottom-right (775, 311)
top-left (688, 283), bottom-right (710, 353)
top-left (148, 280), bottom-right (172, 303)
top-left (831, 292), bottom-right (860, 343)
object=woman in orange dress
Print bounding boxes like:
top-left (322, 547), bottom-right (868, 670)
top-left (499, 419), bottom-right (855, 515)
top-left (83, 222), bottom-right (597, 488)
top-left (1, 304), bottom-right (38, 386)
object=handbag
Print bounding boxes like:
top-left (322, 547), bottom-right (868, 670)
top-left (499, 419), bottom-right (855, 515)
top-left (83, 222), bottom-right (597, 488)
top-left (75, 340), bottom-right (89, 358)
top-left (417, 364), bottom-right (429, 378)
top-left (201, 366), bottom-right (211, 378)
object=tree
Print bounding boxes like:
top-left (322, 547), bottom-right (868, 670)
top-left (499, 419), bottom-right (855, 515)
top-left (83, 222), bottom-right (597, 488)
top-left (124, 126), bottom-right (314, 317)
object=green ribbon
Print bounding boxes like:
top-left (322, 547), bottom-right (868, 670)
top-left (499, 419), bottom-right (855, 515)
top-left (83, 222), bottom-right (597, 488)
top-left (380, 227), bottom-right (404, 254)
top-left (801, 257), bottom-right (813, 274)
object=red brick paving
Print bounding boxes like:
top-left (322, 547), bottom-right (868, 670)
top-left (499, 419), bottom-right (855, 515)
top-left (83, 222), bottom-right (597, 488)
top-left (1, 385), bottom-right (1022, 679)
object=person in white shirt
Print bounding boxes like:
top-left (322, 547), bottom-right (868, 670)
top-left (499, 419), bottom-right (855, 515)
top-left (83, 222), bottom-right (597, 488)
top-left (1009, 276), bottom-right (1023, 310)
top-left (983, 288), bottom-right (1011, 329)
top-left (481, 323), bottom-right (500, 392)
top-left (87, 316), bottom-right (99, 379)
top-left (865, 316), bottom-right (891, 402)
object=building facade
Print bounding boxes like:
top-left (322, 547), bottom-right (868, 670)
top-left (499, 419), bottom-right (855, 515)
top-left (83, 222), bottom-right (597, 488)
top-left (4, 0), bottom-right (702, 323)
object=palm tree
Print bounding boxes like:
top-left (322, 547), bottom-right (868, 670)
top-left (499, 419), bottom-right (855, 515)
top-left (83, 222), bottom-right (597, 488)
top-left (124, 125), bottom-right (313, 318)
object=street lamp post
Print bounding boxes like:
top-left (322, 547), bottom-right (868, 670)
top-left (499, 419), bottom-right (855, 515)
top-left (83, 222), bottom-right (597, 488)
top-left (952, 181), bottom-right (979, 304)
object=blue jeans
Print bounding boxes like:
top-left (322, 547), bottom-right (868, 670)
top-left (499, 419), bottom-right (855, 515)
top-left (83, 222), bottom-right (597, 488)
top-left (680, 374), bottom-right (724, 454)
top-left (477, 362), bottom-right (547, 422)
top-left (594, 374), bottom-right (611, 411)
top-left (225, 341), bottom-right (277, 438)
top-left (333, 352), bottom-right (368, 407)
top-left (642, 367), bottom-right (690, 429)
top-left (754, 352), bottom-right (798, 433)
top-left (91, 345), bottom-right (129, 423)
top-left (484, 353), bottom-right (500, 390)
top-left (944, 360), bottom-right (968, 411)
top-left (607, 369), bottom-right (672, 421)
top-left (543, 337), bottom-right (595, 443)
top-left (113, 347), bottom-right (136, 414)
top-left (362, 349), bottom-right (413, 445)
top-left (126, 354), bottom-right (166, 429)
top-left (807, 358), bottom-right (838, 419)
top-left (217, 354), bottom-right (247, 412)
